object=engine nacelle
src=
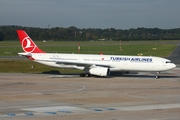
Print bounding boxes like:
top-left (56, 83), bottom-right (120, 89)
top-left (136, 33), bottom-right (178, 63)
top-left (89, 67), bottom-right (110, 76)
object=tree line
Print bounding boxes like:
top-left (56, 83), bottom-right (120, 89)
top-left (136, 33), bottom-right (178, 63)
top-left (0, 25), bottom-right (180, 41)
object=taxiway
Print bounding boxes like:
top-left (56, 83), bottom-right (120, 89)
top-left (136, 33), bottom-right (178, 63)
top-left (0, 67), bottom-right (180, 120)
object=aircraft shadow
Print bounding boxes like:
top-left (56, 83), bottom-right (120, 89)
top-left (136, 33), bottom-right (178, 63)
top-left (40, 70), bottom-right (179, 79)
top-left (108, 74), bottom-right (179, 79)
top-left (41, 70), bottom-right (61, 75)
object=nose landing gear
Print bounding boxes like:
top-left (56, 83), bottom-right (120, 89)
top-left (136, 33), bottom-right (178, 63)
top-left (155, 72), bottom-right (160, 79)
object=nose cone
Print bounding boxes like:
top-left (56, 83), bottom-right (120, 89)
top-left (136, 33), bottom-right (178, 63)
top-left (172, 63), bottom-right (176, 69)
top-left (169, 63), bottom-right (176, 70)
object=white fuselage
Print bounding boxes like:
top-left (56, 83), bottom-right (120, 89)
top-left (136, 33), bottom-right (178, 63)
top-left (16, 30), bottom-right (176, 77)
top-left (29, 53), bottom-right (176, 72)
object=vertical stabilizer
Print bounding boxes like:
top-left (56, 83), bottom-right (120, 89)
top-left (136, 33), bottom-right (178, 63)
top-left (17, 30), bottom-right (45, 53)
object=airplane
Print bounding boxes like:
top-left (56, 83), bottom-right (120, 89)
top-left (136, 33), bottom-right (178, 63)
top-left (17, 30), bottom-right (176, 78)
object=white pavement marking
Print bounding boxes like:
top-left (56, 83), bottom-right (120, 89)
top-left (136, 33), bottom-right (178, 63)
top-left (22, 106), bottom-right (89, 112)
top-left (21, 103), bottom-right (180, 113)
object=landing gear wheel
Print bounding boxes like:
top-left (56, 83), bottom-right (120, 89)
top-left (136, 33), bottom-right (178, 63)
top-left (87, 73), bottom-right (91, 77)
top-left (80, 73), bottom-right (91, 77)
top-left (155, 75), bottom-right (159, 79)
top-left (80, 73), bottom-right (85, 77)
top-left (155, 72), bottom-right (160, 79)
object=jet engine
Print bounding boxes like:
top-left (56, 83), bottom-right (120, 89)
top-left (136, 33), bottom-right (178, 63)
top-left (89, 67), bottom-right (110, 76)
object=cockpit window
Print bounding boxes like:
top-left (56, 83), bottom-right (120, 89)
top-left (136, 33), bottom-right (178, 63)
top-left (166, 61), bottom-right (172, 63)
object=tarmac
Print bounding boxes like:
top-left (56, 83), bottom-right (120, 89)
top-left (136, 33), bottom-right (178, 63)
top-left (0, 43), bottom-right (179, 120)
top-left (0, 66), bottom-right (180, 120)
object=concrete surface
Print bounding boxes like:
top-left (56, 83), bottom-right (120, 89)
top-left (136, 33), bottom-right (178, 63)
top-left (0, 67), bottom-right (180, 120)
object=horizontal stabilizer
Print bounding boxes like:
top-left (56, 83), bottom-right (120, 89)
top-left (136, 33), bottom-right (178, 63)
top-left (18, 52), bottom-right (35, 60)
top-left (18, 52), bottom-right (32, 57)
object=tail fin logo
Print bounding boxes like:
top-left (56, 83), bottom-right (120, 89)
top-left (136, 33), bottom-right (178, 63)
top-left (22, 37), bottom-right (36, 53)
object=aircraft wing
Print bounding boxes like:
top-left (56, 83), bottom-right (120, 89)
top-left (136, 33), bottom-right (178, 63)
top-left (37, 59), bottom-right (113, 68)
top-left (56, 61), bottom-right (112, 68)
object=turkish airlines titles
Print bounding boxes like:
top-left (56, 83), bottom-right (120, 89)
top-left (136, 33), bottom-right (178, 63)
top-left (110, 57), bottom-right (153, 63)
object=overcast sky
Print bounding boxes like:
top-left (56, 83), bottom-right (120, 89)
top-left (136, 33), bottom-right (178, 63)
top-left (0, 0), bottom-right (180, 29)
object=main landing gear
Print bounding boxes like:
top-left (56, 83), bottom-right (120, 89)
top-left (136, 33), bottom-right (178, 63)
top-left (80, 73), bottom-right (91, 77)
top-left (155, 72), bottom-right (160, 79)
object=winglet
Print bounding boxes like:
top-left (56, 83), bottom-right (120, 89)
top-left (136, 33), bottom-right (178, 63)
top-left (16, 30), bottom-right (45, 53)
